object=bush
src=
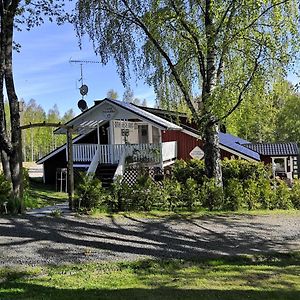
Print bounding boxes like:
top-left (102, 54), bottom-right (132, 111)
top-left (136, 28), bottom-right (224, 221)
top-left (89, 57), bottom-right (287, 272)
top-left (180, 178), bottom-right (202, 211)
top-left (258, 178), bottom-right (276, 210)
top-left (273, 180), bottom-right (293, 210)
top-left (112, 175), bottom-right (162, 211)
top-left (173, 159), bottom-right (206, 184)
top-left (290, 180), bottom-right (300, 209)
top-left (224, 178), bottom-right (244, 211)
top-left (160, 179), bottom-right (182, 211)
top-left (200, 177), bottom-right (224, 211)
top-left (222, 159), bottom-right (270, 184)
top-left (244, 178), bottom-right (260, 210)
top-left (0, 173), bottom-right (12, 214)
top-left (75, 174), bottom-right (110, 211)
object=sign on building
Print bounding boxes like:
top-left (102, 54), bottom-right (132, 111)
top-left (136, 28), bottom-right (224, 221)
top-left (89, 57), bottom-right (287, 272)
top-left (190, 146), bottom-right (204, 159)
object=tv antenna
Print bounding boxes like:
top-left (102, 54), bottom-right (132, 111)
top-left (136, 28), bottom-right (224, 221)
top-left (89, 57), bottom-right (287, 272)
top-left (69, 58), bottom-right (100, 112)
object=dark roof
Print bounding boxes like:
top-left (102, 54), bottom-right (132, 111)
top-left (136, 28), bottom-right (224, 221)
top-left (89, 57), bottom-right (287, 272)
top-left (218, 132), bottom-right (261, 161)
top-left (243, 142), bottom-right (299, 156)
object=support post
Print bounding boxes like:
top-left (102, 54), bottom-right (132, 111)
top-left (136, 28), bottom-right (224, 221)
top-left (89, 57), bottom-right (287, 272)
top-left (67, 129), bottom-right (74, 210)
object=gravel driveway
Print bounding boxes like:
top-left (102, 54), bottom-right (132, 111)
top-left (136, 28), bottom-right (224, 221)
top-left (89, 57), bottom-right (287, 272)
top-left (0, 212), bottom-right (299, 266)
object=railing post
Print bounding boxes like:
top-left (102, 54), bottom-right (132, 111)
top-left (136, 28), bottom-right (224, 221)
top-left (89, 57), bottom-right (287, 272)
top-left (66, 129), bottom-right (74, 211)
top-left (160, 143), bottom-right (163, 168)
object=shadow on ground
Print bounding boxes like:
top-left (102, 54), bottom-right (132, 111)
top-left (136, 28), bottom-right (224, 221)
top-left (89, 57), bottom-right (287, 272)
top-left (0, 211), bottom-right (299, 265)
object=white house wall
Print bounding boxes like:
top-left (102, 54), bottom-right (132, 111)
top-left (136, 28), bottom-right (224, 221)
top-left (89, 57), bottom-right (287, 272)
top-left (112, 120), bottom-right (139, 144)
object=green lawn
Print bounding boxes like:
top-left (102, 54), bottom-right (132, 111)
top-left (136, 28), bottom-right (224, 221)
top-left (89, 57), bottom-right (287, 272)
top-left (25, 181), bottom-right (67, 209)
top-left (0, 253), bottom-right (299, 300)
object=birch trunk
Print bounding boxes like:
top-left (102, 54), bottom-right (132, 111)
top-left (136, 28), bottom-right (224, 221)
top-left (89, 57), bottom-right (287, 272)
top-left (4, 1), bottom-right (24, 210)
top-left (201, 0), bottom-right (223, 187)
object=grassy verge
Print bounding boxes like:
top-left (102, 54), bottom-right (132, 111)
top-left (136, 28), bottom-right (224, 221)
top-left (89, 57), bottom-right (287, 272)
top-left (0, 253), bottom-right (299, 300)
top-left (25, 181), bottom-right (67, 209)
top-left (87, 208), bottom-right (300, 220)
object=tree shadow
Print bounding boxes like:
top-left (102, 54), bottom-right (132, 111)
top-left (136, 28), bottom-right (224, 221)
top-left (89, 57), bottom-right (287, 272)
top-left (1, 285), bottom-right (299, 300)
top-left (0, 213), bottom-right (299, 265)
top-left (1, 254), bottom-right (299, 300)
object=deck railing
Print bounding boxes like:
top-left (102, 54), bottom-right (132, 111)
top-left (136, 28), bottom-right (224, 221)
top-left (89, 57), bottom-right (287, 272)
top-left (73, 144), bottom-right (98, 162)
top-left (72, 142), bottom-right (177, 166)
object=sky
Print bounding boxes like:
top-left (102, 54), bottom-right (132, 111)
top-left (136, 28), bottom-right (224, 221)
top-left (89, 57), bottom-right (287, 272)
top-left (13, 20), bottom-right (156, 116)
top-left (11, 8), bottom-right (300, 117)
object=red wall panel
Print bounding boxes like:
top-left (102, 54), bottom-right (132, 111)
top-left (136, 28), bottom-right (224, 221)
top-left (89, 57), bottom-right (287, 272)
top-left (162, 130), bottom-right (204, 160)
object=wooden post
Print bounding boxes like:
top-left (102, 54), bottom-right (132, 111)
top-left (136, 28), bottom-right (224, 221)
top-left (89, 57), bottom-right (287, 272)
top-left (67, 129), bottom-right (74, 210)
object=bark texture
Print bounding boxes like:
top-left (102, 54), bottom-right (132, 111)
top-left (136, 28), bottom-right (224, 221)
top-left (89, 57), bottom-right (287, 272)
top-left (0, 0), bottom-right (23, 211)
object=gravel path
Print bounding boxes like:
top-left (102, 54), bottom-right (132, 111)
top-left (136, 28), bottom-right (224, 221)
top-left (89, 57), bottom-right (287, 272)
top-left (0, 211), bottom-right (299, 266)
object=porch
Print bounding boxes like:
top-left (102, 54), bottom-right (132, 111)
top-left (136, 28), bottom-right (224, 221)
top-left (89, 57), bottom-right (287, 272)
top-left (70, 141), bottom-right (177, 169)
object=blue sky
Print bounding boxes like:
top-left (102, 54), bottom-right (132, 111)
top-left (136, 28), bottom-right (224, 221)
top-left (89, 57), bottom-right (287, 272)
top-left (12, 15), bottom-right (300, 117)
top-left (13, 21), bottom-right (155, 115)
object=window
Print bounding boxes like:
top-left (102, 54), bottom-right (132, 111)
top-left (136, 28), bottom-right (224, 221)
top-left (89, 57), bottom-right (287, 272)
top-left (152, 126), bottom-right (160, 144)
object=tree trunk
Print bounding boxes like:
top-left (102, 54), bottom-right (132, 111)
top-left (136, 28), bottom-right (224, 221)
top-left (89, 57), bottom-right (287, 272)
top-left (4, 2), bottom-right (24, 211)
top-left (203, 120), bottom-right (222, 187)
top-left (1, 150), bottom-right (11, 180)
top-left (201, 0), bottom-right (223, 188)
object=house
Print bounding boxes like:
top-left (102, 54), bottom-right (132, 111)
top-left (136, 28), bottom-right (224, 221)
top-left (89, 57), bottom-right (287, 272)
top-left (243, 142), bottom-right (299, 179)
top-left (37, 98), bottom-right (299, 185)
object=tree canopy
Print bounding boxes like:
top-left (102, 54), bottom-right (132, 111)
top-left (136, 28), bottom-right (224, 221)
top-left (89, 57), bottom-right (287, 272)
top-left (75, 0), bottom-right (300, 185)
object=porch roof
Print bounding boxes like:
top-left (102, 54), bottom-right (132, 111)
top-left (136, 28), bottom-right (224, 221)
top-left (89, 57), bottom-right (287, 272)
top-left (55, 98), bottom-right (182, 134)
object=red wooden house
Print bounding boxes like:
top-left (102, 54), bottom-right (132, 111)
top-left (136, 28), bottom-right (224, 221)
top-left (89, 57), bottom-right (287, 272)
top-left (37, 98), bottom-right (298, 185)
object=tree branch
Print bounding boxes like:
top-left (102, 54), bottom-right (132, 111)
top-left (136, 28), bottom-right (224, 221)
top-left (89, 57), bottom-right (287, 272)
top-left (215, 46), bottom-right (263, 123)
top-left (120, 0), bottom-right (199, 120)
top-left (170, 0), bottom-right (206, 80)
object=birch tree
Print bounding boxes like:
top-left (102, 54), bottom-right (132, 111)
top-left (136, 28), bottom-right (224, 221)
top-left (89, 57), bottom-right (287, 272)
top-left (75, 0), bottom-right (299, 189)
top-left (0, 0), bottom-right (67, 211)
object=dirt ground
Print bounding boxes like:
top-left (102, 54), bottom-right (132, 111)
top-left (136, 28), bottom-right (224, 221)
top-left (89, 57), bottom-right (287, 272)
top-left (0, 212), bottom-right (299, 266)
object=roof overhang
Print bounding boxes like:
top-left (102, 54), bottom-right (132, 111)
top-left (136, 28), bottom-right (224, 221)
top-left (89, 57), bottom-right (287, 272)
top-left (55, 98), bottom-right (182, 134)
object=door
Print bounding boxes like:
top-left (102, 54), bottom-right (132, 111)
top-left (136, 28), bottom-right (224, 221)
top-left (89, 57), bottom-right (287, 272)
top-left (138, 125), bottom-right (149, 144)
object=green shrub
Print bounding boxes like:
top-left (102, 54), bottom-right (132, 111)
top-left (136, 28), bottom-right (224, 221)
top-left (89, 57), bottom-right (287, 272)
top-left (224, 178), bottom-right (244, 211)
top-left (131, 175), bottom-right (160, 211)
top-left (222, 159), bottom-right (270, 184)
top-left (180, 178), bottom-right (202, 211)
top-left (290, 180), bottom-right (300, 209)
top-left (0, 173), bottom-right (12, 213)
top-left (258, 178), bottom-right (276, 209)
top-left (75, 174), bottom-right (109, 211)
top-left (112, 175), bottom-right (162, 211)
top-left (273, 180), bottom-right (293, 210)
top-left (244, 178), bottom-right (260, 210)
top-left (22, 167), bottom-right (30, 191)
top-left (200, 177), bottom-right (224, 211)
top-left (173, 159), bottom-right (206, 184)
top-left (160, 179), bottom-right (182, 211)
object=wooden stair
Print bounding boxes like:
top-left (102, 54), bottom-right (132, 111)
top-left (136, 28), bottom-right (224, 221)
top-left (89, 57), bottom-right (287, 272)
top-left (95, 164), bottom-right (118, 188)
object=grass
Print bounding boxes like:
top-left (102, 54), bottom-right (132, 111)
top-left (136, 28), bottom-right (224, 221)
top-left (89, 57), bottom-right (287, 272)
top-left (88, 208), bottom-right (300, 220)
top-left (0, 252), bottom-right (299, 300)
top-left (24, 181), bottom-right (67, 209)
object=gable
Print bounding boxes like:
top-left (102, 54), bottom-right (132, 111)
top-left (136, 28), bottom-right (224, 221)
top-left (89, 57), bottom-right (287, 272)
top-left (55, 98), bottom-right (182, 135)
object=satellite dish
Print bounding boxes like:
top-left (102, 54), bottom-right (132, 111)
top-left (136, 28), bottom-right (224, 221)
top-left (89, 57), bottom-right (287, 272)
top-left (78, 99), bottom-right (88, 112)
top-left (79, 84), bottom-right (88, 96)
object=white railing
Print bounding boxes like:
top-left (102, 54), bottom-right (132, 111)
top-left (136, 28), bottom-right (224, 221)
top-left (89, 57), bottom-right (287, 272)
top-left (98, 144), bottom-right (125, 164)
top-left (113, 151), bottom-right (126, 180)
top-left (87, 152), bottom-right (99, 175)
top-left (73, 144), bottom-right (98, 162)
top-left (73, 142), bottom-right (177, 165)
top-left (162, 141), bottom-right (177, 164)
top-left (125, 144), bottom-right (161, 164)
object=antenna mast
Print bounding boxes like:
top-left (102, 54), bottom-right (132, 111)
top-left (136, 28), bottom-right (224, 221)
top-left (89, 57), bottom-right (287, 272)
top-left (69, 58), bottom-right (100, 112)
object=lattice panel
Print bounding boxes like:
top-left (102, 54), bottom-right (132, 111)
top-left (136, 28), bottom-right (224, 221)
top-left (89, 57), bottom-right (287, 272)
top-left (122, 166), bottom-right (164, 186)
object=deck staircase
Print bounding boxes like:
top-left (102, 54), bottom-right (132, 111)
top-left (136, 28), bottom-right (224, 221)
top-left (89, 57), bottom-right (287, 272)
top-left (95, 164), bottom-right (118, 188)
